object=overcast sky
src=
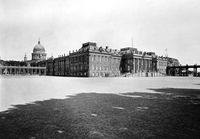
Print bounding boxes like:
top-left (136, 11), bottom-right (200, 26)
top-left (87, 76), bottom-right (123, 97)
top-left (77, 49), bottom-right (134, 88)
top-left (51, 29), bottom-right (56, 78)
top-left (0, 0), bottom-right (200, 64)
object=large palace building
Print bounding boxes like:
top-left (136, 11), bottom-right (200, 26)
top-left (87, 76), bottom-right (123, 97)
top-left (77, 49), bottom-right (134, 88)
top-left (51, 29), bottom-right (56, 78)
top-left (35, 41), bottom-right (171, 77)
top-left (119, 47), bottom-right (168, 76)
top-left (0, 40), bottom-right (179, 77)
top-left (39, 42), bottom-right (121, 77)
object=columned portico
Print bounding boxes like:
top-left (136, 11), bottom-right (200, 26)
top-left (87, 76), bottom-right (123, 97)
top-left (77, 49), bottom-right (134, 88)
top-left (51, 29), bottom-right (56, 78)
top-left (0, 66), bottom-right (46, 75)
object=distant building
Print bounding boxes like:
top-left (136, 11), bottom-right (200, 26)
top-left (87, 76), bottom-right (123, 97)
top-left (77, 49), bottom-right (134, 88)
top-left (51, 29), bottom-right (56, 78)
top-left (167, 57), bottom-right (180, 66)
top-left (0, 59), bottom-right (4, 66)
top-left (45, 58), bottom-right (54, 76)
top-left (82, 42), bottom-right (121, 77)
top-left (120, 47), bottom-right (154, 76)
top-left (0, 40), bottom-right (47, 75)
top-left (153, 56), bottom-right (168, 75)
top-left (1, 40), bottom-right (181, 77)
top-left (44, 45), bottom-right (176, 77)
top-left (43, 42), bottom-right (121, 77)
top-left (31, 40), bottom-right (46, 61)
top-left (24, 53), bottom-right (27, 62)
top-left (53, 55), bottom-right (68, 76)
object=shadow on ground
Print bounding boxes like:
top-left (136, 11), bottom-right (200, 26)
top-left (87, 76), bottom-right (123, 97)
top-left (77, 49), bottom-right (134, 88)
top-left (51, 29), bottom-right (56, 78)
top-left (0, 88), bottom-right (200, 139)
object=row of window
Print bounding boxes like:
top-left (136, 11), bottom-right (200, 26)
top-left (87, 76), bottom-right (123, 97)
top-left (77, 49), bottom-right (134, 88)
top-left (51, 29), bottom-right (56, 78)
top-left (54, 64), bottom-right (119, 71)
top-left (91, 65), bottom-right (119, 71)
top-left (33, 55), bottom-right (46, 59)
top-left (70, 72), bottom-right (88, 76)
top-left (54, 72), bottom-right (88, 76)
top-left (127, 65), bottom-right (152, 71)
top-left (54, 65), bottom-right (86, 71)
top-left (91, 55), bottom-right (120, 63)
top-left (54, 55), bottom-right (120, 67)
top-left (71, 55), bottom-right (87, 63)
top-left (158, 61), bottom-right (167, 67)
top-left (128, 59), bottom-right (152, 64)
top-left (91, 72), bottom-right (120, 77)
top-left (54, 56), bottom-right (87, 65)
top-left (71, 65), bottom-right (88, 71)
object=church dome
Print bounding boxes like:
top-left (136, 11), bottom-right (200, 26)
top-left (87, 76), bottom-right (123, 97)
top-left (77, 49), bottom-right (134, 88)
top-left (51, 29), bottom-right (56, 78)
top-left (33, 40), bottom-right (45, 53)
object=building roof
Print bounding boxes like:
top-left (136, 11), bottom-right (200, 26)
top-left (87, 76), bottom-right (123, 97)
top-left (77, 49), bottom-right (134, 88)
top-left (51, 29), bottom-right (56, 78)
top-left (69, 42), bottom-right (121, 56)
top-left (33, 40), bottom-right (45, 53)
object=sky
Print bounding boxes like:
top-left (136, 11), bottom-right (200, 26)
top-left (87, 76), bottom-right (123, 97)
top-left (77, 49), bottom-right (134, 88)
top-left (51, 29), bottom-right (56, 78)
top-left (0, 0), bottom-right (200, 65)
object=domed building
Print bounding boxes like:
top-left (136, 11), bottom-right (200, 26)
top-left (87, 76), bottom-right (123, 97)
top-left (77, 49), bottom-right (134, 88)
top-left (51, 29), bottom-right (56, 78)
top-left (32, 40), bottom-right (46, 61)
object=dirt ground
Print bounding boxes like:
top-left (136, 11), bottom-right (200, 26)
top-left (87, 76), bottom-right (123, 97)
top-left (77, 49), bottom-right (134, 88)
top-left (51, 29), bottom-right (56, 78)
top-left (0, 88), bottom-right (200, 139)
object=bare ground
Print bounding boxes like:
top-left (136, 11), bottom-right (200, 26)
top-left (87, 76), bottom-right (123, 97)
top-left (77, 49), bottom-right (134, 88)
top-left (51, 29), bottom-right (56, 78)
top-left (0, 88), bottom-right (200, 139)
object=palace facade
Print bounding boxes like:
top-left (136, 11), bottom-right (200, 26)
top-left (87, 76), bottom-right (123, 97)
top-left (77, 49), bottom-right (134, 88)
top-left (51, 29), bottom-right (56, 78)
top-left (0, 40), bottom-right (178, 77)
top-left (155, 56), bottom-right (168, 75)
top-left (35, 42), bottom-right (169, 77)
top-left (39, 42), bottom-right (121, 77)
top-left (120, 47), bottom-right (154, 75)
